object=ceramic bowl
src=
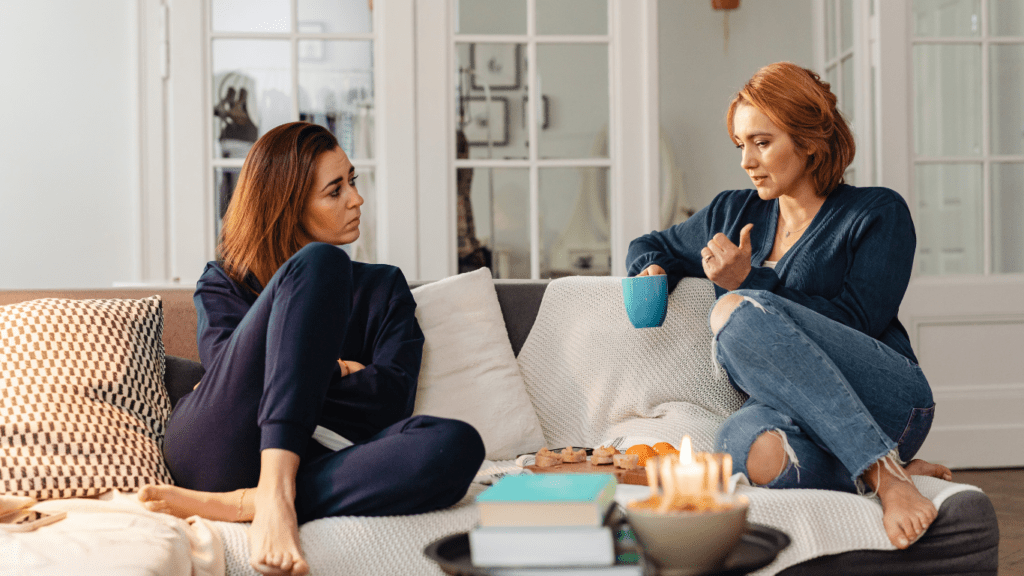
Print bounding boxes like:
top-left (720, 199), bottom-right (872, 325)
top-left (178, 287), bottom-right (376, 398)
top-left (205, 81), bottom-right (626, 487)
top-left (624, 493), bottom-right (749, 576)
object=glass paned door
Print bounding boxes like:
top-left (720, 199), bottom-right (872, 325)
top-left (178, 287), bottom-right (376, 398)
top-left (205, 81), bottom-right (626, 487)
top-left (453, 0), bottom-right (611, 279)
top-left (209, 0), bottom-right (378, 263)
top-left (911, 0), bottom-right (1024, 275)
top-left (820, 0), bottom-right (874, 188)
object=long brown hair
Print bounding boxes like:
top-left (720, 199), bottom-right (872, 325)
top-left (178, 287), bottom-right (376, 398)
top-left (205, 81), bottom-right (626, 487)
top-left (726, 62), bottom-right (856, 197)
top-left (219, 122), bottom-right (340, 288)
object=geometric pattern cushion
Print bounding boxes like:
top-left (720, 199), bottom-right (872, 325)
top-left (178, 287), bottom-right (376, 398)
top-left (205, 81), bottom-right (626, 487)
top-left (0, 296), bottom-right (173, 499)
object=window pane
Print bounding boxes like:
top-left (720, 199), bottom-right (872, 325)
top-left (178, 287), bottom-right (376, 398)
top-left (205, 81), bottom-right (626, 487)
top-left (212, 40), bottom-right (292, 160)
top-left (343, 169), bottom-right (377, 264)
top-left (299, 40), bottom-right (375, 159)
top-left (298, 0), bottom-right (372, 34)
top-left (536, 0), bottom-right (607, 35)
top-left (912, 0), bottom-right (980, 37)
top-left (841, 0), bottom-right (854, 52)
top-left (989, 0), bottom-right (1024, 36)
top-left (214, 167), bottom-right (242, 242)
top-left (455, 168), bottom-right (530, 278)
top-left (540, 167), bottom-right (610, 278)
top-left (212, 0), bottom-right (290, 33)
top-left (456, 0), bottom-right (526, 35)
top-left (537, 44), bottom-right (609, 159)
top-left (914, 163), bottom-right (983, 275)
top-left (455, 43), bottom-right (528, 160)
top-left (992, 163), bottom-right (1024, 274)
top-left (990, 45), bottom-right (1024, 156)
top-left (913, 44), bottom-right (982, 157)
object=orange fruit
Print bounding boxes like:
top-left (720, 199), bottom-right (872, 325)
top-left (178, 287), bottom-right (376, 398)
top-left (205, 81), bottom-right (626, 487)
top-left (652, 442), bottom-right (678, 456)
top-left (625, 444), bottom-right (657, 466)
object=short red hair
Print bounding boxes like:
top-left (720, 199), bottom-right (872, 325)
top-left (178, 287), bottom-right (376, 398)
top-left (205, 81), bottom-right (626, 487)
top-left (726, 62), bottom-right (855, 197)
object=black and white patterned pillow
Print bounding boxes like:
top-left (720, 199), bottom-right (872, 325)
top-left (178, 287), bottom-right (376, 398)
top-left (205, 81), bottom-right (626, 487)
top-left (0, 296), bottom-right (174, 499)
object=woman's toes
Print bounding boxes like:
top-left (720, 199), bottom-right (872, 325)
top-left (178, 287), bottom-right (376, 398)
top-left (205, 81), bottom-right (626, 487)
top-left (252, 560), bottom-right (287, 576)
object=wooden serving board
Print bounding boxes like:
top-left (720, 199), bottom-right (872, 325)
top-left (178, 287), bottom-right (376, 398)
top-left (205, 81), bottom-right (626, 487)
top-left (525, 461), bottom-right (649, 486)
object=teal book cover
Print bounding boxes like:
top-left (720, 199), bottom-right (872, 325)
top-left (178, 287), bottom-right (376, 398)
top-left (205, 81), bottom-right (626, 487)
top-left (477, 474), bottom-right (617, 503)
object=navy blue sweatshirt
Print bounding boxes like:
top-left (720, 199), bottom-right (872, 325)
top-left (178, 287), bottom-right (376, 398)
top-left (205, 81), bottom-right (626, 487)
top-left (626, 185), bottom-right (918, 362)
top-left (194, 260), bottom-right (424, 443)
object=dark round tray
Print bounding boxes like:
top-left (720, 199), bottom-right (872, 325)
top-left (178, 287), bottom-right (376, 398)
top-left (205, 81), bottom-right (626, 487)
top-left (424, 523), bottom-right (790, 576)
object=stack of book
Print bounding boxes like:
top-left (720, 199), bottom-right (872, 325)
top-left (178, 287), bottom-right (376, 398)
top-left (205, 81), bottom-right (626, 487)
top-left (470, 473), bottom-right (641, 575)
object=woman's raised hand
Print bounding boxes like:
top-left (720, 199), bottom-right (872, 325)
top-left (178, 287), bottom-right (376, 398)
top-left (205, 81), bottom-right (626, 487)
top-left (701, 224), bottom-right (754, 291)
top-left (637, 264), bottom-right (666, 277)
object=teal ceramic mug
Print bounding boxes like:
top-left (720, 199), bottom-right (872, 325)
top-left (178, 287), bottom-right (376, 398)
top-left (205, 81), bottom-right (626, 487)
top-left (621, 274), bottom-right (668, 329)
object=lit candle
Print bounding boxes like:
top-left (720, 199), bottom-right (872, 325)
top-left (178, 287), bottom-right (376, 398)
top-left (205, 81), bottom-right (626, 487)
top-left (658, 456), bottom-right (677, 512)
top-left (721, 453), bottom-right (733, 493)
top-left (674, 438), bottom-right (704, 503)
top-left (645, 459), bottom-right (660, 499)
top-left (704, 455), bottom-right (720, 493)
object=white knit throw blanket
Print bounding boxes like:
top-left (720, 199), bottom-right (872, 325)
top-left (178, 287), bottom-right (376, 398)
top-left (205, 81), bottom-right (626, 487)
top-left (208, 276), bottom-right (978, 576)
top-left (517, 276), bottom-right (745, 452)
top-left (516, 276), bottom-right (978, 575)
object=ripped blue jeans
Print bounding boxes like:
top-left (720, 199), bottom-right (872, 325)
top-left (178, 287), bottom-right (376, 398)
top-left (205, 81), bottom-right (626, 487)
top-left (712, 290), bottom-right (935, 494)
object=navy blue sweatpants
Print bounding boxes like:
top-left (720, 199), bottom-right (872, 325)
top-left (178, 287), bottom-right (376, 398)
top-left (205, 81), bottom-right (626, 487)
top-left (163, 244), bottom-right (485, 523)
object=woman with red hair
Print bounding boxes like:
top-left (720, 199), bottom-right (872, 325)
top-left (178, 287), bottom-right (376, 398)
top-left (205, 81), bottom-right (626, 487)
top-left (140, 122), bottom-right (485, 576)
top-left (628, 62), bottom-right (950, 550)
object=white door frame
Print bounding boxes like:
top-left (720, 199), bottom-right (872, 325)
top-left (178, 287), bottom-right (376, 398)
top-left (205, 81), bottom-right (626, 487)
top-left (875, 0), bottom-right (1024, 468)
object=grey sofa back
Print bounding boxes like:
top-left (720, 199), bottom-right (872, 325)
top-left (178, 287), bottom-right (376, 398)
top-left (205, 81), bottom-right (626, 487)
top-left (0, 279), bottom-right (553, 407)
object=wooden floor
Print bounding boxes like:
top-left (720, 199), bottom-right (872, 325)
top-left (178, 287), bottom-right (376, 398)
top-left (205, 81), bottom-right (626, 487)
top-left (950, 468), bottom-right (1024, 576)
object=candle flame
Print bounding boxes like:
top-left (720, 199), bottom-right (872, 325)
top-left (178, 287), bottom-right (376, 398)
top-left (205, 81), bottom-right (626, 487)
top-left (679, 435), bottom-right (693, 465)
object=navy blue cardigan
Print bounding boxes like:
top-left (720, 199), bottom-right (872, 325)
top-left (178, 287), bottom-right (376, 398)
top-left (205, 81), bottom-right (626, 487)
top-left (626, 185), bottom-right (918, 362)
top-left (194, 260), bottom-right (424, 443)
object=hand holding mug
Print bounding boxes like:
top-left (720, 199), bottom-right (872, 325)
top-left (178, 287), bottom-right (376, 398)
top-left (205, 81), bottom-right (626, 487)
top-left (637, 264), bottom-right (666, 277)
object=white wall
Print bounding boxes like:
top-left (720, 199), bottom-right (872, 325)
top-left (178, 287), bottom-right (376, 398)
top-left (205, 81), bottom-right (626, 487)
top-left (658, 0), bottom-right (815, 211)
top-left (0, 1), bottom-right (139, 289)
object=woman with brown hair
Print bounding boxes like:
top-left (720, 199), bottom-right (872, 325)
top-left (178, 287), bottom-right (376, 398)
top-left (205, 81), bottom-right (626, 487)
top-left (140, 122), bottom-right (485, 576)
top-left (627, 62), bottom-right (951, 550)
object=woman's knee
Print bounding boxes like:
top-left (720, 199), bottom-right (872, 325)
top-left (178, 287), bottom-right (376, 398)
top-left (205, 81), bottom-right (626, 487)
top-left (710, 291), bottom-right (774, 335)
top-left (710, 293), bottom-right (745, 334)
top-left (283, 242), bottom-right (353, 286)
top-left (746, 430), bottom-right (791, 485)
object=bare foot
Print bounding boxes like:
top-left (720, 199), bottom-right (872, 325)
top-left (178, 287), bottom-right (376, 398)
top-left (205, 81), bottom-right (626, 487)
top-left (138, 484), bottom-right (253, 521)
top-left (248, 486), bottom-right (309, 576)
top-left (862, 456), bottom-right (938, 550)
top-left (904, 459), bottom-right (953, 481)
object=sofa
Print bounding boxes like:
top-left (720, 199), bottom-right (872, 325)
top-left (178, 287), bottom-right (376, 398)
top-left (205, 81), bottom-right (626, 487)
top-left (0, 275), bottom-right (1000, 576)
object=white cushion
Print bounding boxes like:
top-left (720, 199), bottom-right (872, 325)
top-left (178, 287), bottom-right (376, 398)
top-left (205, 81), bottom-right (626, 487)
top-left (0, 296), bottom-right (174, 499)
top-left (411, 268), bottom-right (545, 460)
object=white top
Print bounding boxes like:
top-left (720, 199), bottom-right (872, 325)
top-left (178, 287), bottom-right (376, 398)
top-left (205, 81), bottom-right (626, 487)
top-left (763, 260), bottom-right (778, 269)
